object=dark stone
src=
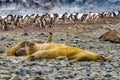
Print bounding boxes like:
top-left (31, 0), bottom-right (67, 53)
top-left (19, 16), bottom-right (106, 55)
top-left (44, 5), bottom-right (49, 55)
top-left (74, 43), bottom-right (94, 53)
top-left (100, 61), bottom-right (106, 66)
top-left (104, 74), bottom-right (112, 78)
top-left (26, 62), bottom-right (38, 66)
top-left (60, 38), bottom-right (64, 41)
top-left (21, 33), bottom-right (29, 36)
top-left (0, 50), bottom-right (4, 54)
top-left (111, 62), bottom-right (120, 67)
top-left (38, 33), bottom-right (47, 37)
top-left (0, 37), bottom-right (6, 40)
top-left (35, 70), bottom-right (42, 75)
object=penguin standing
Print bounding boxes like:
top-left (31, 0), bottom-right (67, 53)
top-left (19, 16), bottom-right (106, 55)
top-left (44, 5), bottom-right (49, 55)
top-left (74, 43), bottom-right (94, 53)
top-left (3, 21), bottom-right (9, 31)
top-left (112, 12), bottom-right (117, 17)
top-left (41, 19), bottom-right (46, 29)
top-left (118, 11), bottom-right (120, 17)
top-left (74, 13), bottom-right (79, 22)
top-left (49, 17), bottom-right (53, 28)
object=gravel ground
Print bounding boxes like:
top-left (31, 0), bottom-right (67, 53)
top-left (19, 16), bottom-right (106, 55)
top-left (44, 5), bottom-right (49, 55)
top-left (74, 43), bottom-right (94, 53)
top-left (0, 22), bottom-right (120, 80)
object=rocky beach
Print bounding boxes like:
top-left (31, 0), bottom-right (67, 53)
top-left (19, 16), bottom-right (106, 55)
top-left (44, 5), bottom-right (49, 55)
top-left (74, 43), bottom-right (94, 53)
top-left (0, 18), bottom-right (120, 80)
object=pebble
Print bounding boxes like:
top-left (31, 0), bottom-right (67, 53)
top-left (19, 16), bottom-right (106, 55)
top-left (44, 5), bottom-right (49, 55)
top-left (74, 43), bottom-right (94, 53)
top-left (111, 62), bottom-right (120, 67)
top-left (0, 37), bottom-right (6, 40)
top-left (0, 70), bottom-right (11, 74)
top-left (21, 33), bottom-right (29, 36)
top-left (0, 75), bottom-right (11, 79)
top-left (10, 75), bottom-right (22, 80)
top-left (32, 76), bottom-right (46, 80)
top-left (104, 73), bottom-right (112, 78)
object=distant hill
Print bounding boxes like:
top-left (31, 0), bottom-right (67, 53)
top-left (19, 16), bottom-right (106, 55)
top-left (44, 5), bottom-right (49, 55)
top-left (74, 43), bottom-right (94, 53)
top-left (0, 0), bottom-right (120, 15)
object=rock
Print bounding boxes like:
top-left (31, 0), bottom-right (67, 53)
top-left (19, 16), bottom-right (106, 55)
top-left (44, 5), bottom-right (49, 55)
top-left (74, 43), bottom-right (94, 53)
top-left (100, 61), bottom-right (106, 66)
top-left (68, 75), bottom-right (74, 79)
top-left (10, 75), bottom-right (22, 80)
top-left (35, 70), bottom-right (42, 75)
top-left (111, 62), bottom-right (120, 67)
top-left (69, 60), bottom-right (77, 65)
top-left (22, 69), bottom-right (33, 74)
top-left (90, 72), bottom-right (100, 78)
top-left (102, 26), bottom-right (111, 30)
top-left (25, 61), bottom-right (39, 66)
top-left (104, 64), bottom-right (113, 69)
top-left (39, 33), bottom-right (47, 37)
top-left (54, 65), bottom-right (61, 71)
top-left (21, 33), bottom-right (29, 36)
top-left (1, 75), bottom-right (11, 79)
top-left (8, 38), bottom-right (15, 41)
top-left (0, 37), bottom-right (6, 40)
top-left (60, 38), bottom-right (65, 41)
top-left (74, 76), bottom-right (85, 80)
top-left (55, 76), bottom-right (65, 80)
top-left (74, 36), bottom-right (79, 38)
top-left (59, 61), bottom-right (69, 67)
top-left (104, 74), bottom-right (112, 78)
top-left (15, 64), bottom-right (33, 74)
top-left (32, 76), bottom-right (46, 80)
top-left (0, 50), bottom-right (4, 54)
top-left (0, 70), bottom-right (11, 74)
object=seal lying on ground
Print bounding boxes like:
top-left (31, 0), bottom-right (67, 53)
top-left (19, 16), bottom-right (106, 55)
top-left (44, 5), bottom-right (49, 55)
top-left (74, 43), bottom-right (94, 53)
top-left (99, 30), bottom-right (120, 43)
top-left (25, 41), bottom-right (108, 61)
top-left (5, 32), bottom-right (53, 56)
top-left (5, 32), bottom-right (108, 61)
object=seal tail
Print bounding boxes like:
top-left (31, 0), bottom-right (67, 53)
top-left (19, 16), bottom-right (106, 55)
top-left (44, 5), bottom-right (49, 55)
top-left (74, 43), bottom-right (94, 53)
top-left (97, 55), bottom-right (110, 61)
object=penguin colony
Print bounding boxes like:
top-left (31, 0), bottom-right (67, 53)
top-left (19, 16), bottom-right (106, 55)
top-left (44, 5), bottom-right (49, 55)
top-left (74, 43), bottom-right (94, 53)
top-left (0, 11), bottom-right (120, 31)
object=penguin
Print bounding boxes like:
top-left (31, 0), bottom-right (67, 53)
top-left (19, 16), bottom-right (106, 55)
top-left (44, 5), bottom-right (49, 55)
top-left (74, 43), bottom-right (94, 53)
top-left (41, 18), bottom-right (46, 29)
top-left (61, 12), bottom-right (68, 21)
top-left (112, 12), bottom-right (117, 17)
top-left (118, 11), bottom-right (120, 17)
top-left (49, 17), bottom-right (53, 28)
top-left (74, 13), bottom-right (79, 21)
top-left (2, 21), bottom-right (9, 31)
top-left (80, 14), bottom-right (88, 22)
top-left (53, 13), bottom-right (59, 22)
